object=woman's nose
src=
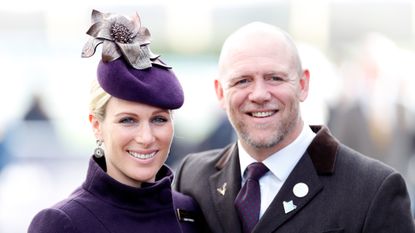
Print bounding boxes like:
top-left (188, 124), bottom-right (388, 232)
top-left (134, 123), bottom-right (155, 147)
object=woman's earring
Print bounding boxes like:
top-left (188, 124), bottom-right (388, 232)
top-left (94, 140), bottom-right (105, 158)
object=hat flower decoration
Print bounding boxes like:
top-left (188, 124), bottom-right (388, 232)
top-left (81, 9), bottom-right (169, 69)
top-left (81, 9), bottom-right (184, 110)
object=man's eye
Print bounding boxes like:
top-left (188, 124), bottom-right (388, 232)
top-left (237, 79), bottom-right (248, 84)
top-left (270, 76), bottom-right (283, 81)
top-left (232, 79), bottom-right (249, 87)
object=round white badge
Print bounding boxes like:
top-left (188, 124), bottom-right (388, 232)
top-left (293, 182), bottom-right (309, 198)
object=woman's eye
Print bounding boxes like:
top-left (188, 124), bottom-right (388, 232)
top-left (119, 117), bottom-right (136, 124)
top-left (152, 116), bottom-right (168, 124)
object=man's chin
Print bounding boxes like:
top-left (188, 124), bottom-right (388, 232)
top-left (243, 135), bottom-right (280, 149)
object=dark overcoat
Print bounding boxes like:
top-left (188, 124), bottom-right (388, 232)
top-left (29, 157), bottom-right (202, 233)
top-left (175, 126), bottom-right (415, 233)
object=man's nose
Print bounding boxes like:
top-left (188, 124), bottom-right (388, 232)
top-left (248, 79), bottom-right (271, 103)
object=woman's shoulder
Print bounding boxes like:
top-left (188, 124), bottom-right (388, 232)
top-left (172, 190), bottom-right (198, 209)
top-left (28, 206), bottom-right (80, 233)
top-left (27, 188), bottom-right (91, 233)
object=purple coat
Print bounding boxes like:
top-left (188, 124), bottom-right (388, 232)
top-left (28, 157), bottom-right (203, 233)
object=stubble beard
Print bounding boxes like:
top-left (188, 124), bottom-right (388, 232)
top-left (232, 104), bottom-right (299, 150)
top-left (236, 119), bottom-right (290, 149)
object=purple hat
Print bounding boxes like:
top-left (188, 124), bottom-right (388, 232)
top-left (81, 9), bottom-right (184, 109)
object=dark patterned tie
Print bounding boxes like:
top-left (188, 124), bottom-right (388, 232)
top-left (234, 162), bottom-right (269, 233)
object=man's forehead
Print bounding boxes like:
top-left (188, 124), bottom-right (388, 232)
top-left (219, 33), bottom-right (291, 67)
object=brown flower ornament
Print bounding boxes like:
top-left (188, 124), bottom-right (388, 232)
top-left (81, 9), bottom-right (170, 69)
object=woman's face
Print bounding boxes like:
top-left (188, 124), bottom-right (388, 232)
top-left (90, 97), bottom-right (174, 187)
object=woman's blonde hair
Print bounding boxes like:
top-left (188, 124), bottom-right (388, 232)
top-left (89, 79), bottom-right (111, 121)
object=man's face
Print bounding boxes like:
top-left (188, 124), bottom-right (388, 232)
top-left (215, 36), bottom-right (309, 160)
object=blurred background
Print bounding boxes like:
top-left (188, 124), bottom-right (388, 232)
top-left (1, 0), bottom-right (415, 231)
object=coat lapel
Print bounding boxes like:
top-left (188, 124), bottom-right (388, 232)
top-left (253, 153), bottom-right (323, 232)
top-left (208, 144), bottom-right (243, 233)
top-left (206, 126), bottom-right (338, 233)
top-left (253, 126), bottom-right (338, 233)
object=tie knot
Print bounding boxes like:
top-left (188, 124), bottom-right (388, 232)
top-left (245, 162), bottom-right (269, 181)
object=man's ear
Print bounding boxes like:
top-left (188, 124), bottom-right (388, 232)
top-left (89, 114), bottom-right (102, 139)
top-left (214, 79), bottom-right (226, 109)
top-left (298, 69), bottom-right (310, 102)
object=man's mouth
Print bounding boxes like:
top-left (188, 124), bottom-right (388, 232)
top-left (250, 111), bottom-right (277, 118)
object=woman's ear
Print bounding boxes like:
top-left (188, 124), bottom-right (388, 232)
top-left (89, 114), bottom-right (102, 139)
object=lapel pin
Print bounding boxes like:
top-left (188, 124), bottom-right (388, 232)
top-left (293, 182), bottom-right (309, 198)
top-left (217, 182), bottom-right (227, 196)
top-left (283, 200), bottom-right (297, 214)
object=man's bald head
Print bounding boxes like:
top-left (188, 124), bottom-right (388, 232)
top-left (218, 22), bottom-right (303, 77)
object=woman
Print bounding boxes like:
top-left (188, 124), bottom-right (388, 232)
top-left (28, 9), bottom-right (203, 233)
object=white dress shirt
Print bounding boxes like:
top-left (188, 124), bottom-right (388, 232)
top-left (238, 125), bottom-right (316, 218)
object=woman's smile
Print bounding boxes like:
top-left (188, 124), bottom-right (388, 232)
top-left (127, 150), bottom-right (158, 160)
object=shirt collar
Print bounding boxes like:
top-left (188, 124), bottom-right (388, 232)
top-left (238, 125), bottom-right (316, 181)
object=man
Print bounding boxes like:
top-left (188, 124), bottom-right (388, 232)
top-left (174, 22), bottom-right (415, 233)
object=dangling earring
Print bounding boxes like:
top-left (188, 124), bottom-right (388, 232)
top-left (94, 140), bottom-right (105, 158)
